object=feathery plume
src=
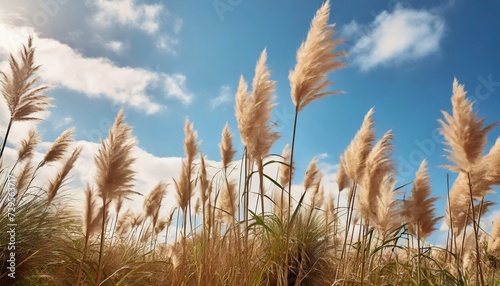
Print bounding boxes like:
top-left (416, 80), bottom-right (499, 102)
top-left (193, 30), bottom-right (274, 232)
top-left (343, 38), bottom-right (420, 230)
top-left (94, 110), bottom-right (137, 285)
top-left (342, 108), bottom-right (376, 182)
top-left (95, 109), bottom-right (137, 206)
top-left (116, 209), bottom-right (134, 237)
top-left (235, 50), bottom-right (280, 161)
top-left (0, 36), bottom-right (51, 159)
top-left (358, 131), bottom-right (395, 222)
top-left (219, 180), bottom-right (238, 223)
top-left (488, 218), bottom-right (500, 256)
top-left (47, 146), bottom-right (82, 204)
top-left (374, 175), bottom-right (401, 234)
top-left (175, 118), bottom-right (199, 215)
top-left (485, 138), bottom-right (500, 184)
top-left (446, 176), bottom-right (470, 234)
top-left (84, 185), bottom-right (103, 236)
top-left (16, 128), bottom-right (40, 163)
top-left (446, 174), bottom-right (496, 234)
top-left (1, 36), bottom-right (51, 121)
top-left (279, 144), bottom-right (294, 188)
top-left (273, 190), bottom-right (289, 218)
top-left (15, 159), bottom-right (33, 196)
top-left (199, 155), bottom-right (211, 205)
top-left (289, 0), bottom-right (345, 112)
top-left (219, 123), bottom-right (236, 169)
top-left (174, 162), bottom-right (193, 212)
top-left (131, 212), bottom-right (145, 228)
top-left (439, 78), bottom-right (497, 173)
top-left (194, 197), bottom-right (202, 215)
top-left (175, 162), bottom-right (192, 212)
top-left (41, 127), bottom-right (74, 166)
top-left (235, 75), bottom-right (250, 144)
top-left (311, 185), bottom-right (325, 211)
top-left (155, 219), bottom-right (169, 235)
top-left (144, 182), bottom-right (167, 218)
top-left (403, 160), bottom-right (440, 239)
top-left (184, 117), bottom-right (199, 166)
top-left (303, 156), bottom-right (322, 191)
top-left (336, 155), bottom-right (350, 191)
top-left (324, 192), bottom-right (335, 217)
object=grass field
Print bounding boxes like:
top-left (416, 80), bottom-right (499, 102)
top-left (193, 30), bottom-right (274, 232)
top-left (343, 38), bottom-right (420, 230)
top-left (1, 2), bottom-right (500, 285)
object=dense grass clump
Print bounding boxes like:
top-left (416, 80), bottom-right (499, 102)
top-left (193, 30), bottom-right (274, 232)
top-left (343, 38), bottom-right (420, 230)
top-left (2, 1), bottom-right (500, 285)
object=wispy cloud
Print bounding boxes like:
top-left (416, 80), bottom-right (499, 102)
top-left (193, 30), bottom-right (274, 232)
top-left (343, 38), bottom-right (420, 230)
top-left (0, 19), bottom-right (194, 114)
top-left (343, 6), bottom-right (445, 71)
top-left (155, 34), bottom-right (179, 54)
top-left (104, 40), bottom-right (126, 53)
top-left (210, 85), bottom-right (232, 109)
top-left (92, 0), bottom-right (163, 34)
top-left (54, 116), bottom-right (74, 130)
top-left (163, 74), bottom-right (194, 105)
top-left (90, 0), bottom-right (182, 53)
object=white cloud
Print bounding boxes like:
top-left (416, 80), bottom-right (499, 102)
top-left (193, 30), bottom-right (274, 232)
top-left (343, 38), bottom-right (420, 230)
top-left (343, 6), bottom-right (445, 71)
top-left (92, 0), bottom-right (163, 34)
top-left (104, 40), bottom-right (126, 53)
top-left (210, 85), bottom-right (232, 109)
top-left (54, 116), bottom-right (74, 130)
top-left (155, 34), bottom-right (179, 54)
top-left (90, 0), bottom-right (182, 53)
top-left (0, 19), bottom-right (194, 114)
top-left (163, 74), bottom-right (194, 105)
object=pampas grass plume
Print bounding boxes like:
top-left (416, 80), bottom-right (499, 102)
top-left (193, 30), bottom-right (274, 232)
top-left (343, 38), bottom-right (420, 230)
top-left (289, 0), bottom-right (345, 112)
top-left (42, 127), bottom-right (74, 166)
top-left (342, 108), bottom-right (375, 183)
top-left (303, 156), bottom-right (322, 191)
top-left (47, 146), bottom-right (82, 204)
top-left (17, 128), bottom-right (40, 163)
top-left (220, 123), bottom-right (236, 169)
top-left (404, 160), bottom-right (440, 239)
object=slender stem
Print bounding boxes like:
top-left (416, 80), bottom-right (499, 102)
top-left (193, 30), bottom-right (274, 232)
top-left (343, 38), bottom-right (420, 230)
top-left (0, 117), bottom-right (13, 160)
top-left (417, 225), bottom-right (422, 285)
top-left (76, 231), bottom-right (90, 285)
top-left (446, 173), bottom-right (462, 281)
top-left (96, 195), bottom-right (108, 285)
top-left (257, 158), bottom-right (265, 218)
top-left (174, 208), bottom-right (180, 244)
top-left (243, 148), bottom-right (249, 238)
top-left (284, 107), bottom-right (299, 285)
top-left (466, 172), bottom-right (485, 286)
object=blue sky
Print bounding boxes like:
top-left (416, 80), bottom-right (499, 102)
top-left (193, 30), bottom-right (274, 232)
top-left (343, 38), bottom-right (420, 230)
top-left (1, 0), bottom-right (500, 243)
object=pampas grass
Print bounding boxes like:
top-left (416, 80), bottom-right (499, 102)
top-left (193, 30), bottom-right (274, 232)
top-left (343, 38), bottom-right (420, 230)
top-left (439, 78), bottom-right (496, 173)
top-left (144, 182), bottom-right (167, 234)
top-left (0, 36), bottom-right (50, 159)
top-left (41, 127), bottom-right (75, 167)
top-left (404, 160), bottom-right (440, 240)
top-left (47, 146), bottom-right (82, 204)
top-left (284, 2), bottom-right (345, 280)
top-left (403, 160), bottom-right (440, 284)
top-left (94, 109), bottom-right (137, 285)
top-left (303, 156), bottom-right (321, 192)
top-left (358, 131), bottom-right (395, 224)
top-left (15, 128), bottom-right (39, 166)
top-left (337, 108), bottom-right (375, 277)
top-left (220, 123), bottom-right (236, 169)
top-left (3, 5), bottom-right (500, 286)
top-left (235, 49), bottom-right (279, 217)
top-left (440, 78), bottom-right (500, 285)
top-left (289, 0), bottom-right (345, 112)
